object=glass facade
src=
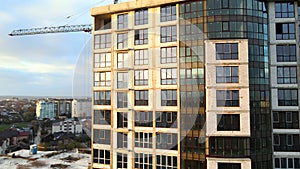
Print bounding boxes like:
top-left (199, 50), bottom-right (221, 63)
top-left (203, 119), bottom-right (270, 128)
top-left (178, 0), bottom-right (271, 168)
top-left (179, 1), bottom-right (205, 168)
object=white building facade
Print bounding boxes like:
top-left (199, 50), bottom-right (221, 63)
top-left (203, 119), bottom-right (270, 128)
top-left (52, 119), bottom-right (83, 134)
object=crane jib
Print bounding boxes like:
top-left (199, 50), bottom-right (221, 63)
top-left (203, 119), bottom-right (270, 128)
top-left (9, 24), bottom-right (93, 36)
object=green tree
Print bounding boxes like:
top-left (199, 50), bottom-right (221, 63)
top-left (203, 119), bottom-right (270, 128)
top-left (67, 141), bottom-right (79, 150)
top-left (23, 111), bottom-right (36, 122)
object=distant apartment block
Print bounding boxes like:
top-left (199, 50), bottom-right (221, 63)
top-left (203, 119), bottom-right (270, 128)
top-left (36, 98), bottom-right (91, 119)
top-left (53, 99), bottom-right (73, 119)
top-left (52, 119), bottom-right (83, 134)
top-left (72, 99), bottom-right (92, 118)
top-left (36, 100), bottom-right (55, 119)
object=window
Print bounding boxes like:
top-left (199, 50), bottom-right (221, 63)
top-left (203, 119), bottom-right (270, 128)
top-left (161, 47), bottom-right (177, 64)
top-left (161, 68), bottom-right (177, 85)
top-left (117, 14), bottom-right (128, 29)
top-left (273, 112), bottom-right (279, 123)
top-left (180, 23), bottom-right (203, 41)
top-left (276, 44), bottom-right (296, 62)
top-left (181, 114), bottom-right (205, 130)
top-left (134, 70), bottom-right (148, 86)
top-left (94, 72), bottom-right (111, 86)
top-left (222, 22), bottom-right (229, 31)
top-left (135, 153), bottom-right (153, 169)
top-left (135, 132), bottom-right (152, 148)
top-left (218, 163), bottom-right (241, 169)
top-left (216, 43), bottom-right (238, 60)
top-left (94, 53), bottom-right (111, 68)
top-left (287, 134), bottom-right (294, 146)
top-left (207, 21), bottom-right (244, 38)
top-left (216, 90), bottom-right (239, 107)
top-left (134, 49), bottom-right (148, 65)
top-left (94, 91), bottom-right (111, 105)
top-left (156, 112), bottom-right (177, 128)
top-left (160, 4), bottom-right (176, 22)
top-left (156, 155), bottom-right (178, 169)
top-left (275, 2), bottom-right (294, 18)
top-left (135, 9), bottom-right (148, 25)
top-left (161, 90), bottom-right (177, 106)
top-left (273, 134), bottom-right (300, 151)
top-left (182, 160), bottom-right (205, 169)
top-left (94, 34), bottom-right (111, 49)
top-left (135, 29), bottom-right (148, 45)
top-left (93, 129), bottom-right (110, 144)
top-left (135, 111), bottom-right (153, 127)
top-left (161, 26), bottom-right (177, 43)
top-left (210, 137), bottom-right (250, 157)
top-left (117, 153), bottom-right (127, 169)
top-left (180, 68), bottom-right (204, 85)
top-left (157, 133), bottom-right (178, 150)
top-left (181, 135), bottom-right (205, 154)
top-left (117, 53), bottom-right (129, 68)
top-left (179, 45), bottom-right (203, 63)
top-left (117, 92), bottom-right (128, 108)
top-left (94, 16), bottom-right (111, 30)
top-left (217, 114), bottom-right (240, 131)
top-left (117, 133), bottom-right (127, 148)
top-left (216, 66), bottom-right (239, 83)
top-left (275, 158), bottom-right (300, 169)
top-left (117, 72), bottom-right (128, 88)
top-left (135, 90), bottom-right (148, 106)
top-left (278, 89), bottom-right (298, 106)
top-left (179, 1), bottom-right (204, 19)
top-left (286, 112), bottom-right (293, 123)
top-left (93, 149), bottom-right (110, 164)
top-left (221, 0), bottom-right (229, 8)
top-left (94, 110), bottom-right (111, 125)
top-left (117, 33), bottom-right (128, 49)
top-left (117, 112), bottom-right (128, 128)
top-left (277, 66), bottom-right (297, 84)
top-left (274, 134), bottom-right (280, 146)
top-left (276, 23), bottom-right (295, 40)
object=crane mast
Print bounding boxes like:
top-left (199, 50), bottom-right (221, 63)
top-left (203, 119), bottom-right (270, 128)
top-left (9, 24), bottom-right (92, 36)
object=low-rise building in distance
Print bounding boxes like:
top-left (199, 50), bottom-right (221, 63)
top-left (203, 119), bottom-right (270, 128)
top-left (52, 119), bottom-right (83, 134)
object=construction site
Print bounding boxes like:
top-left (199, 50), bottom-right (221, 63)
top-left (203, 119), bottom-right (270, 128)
top-left (3, 0), bottom-right (300, 169)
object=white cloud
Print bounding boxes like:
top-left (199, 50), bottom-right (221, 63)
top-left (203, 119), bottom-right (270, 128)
top-left (0, 55), bottom-right (74, 74)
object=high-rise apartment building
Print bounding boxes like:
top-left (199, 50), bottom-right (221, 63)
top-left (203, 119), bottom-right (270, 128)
top-left (265, 1), bottom-right (300, 169)
top-left (91, 0), bottom-right (273, 169)
top-left (72, 98), bottom-right (92, 118)
top-left (53, 99), bottom-right (73, 118)
top-left (36, 100), bottom-right (55, 119)
top-left (36, 99), bottom-right (73, 119)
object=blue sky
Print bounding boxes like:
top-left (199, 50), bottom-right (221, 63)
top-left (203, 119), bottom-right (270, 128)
top-left (0, 0), bottom-right (126, 97)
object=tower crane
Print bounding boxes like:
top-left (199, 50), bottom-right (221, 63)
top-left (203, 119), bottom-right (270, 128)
top-left (9, 24), bottom-right (92, 36)
top-left (8, 0), bottom-right (119, 36)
